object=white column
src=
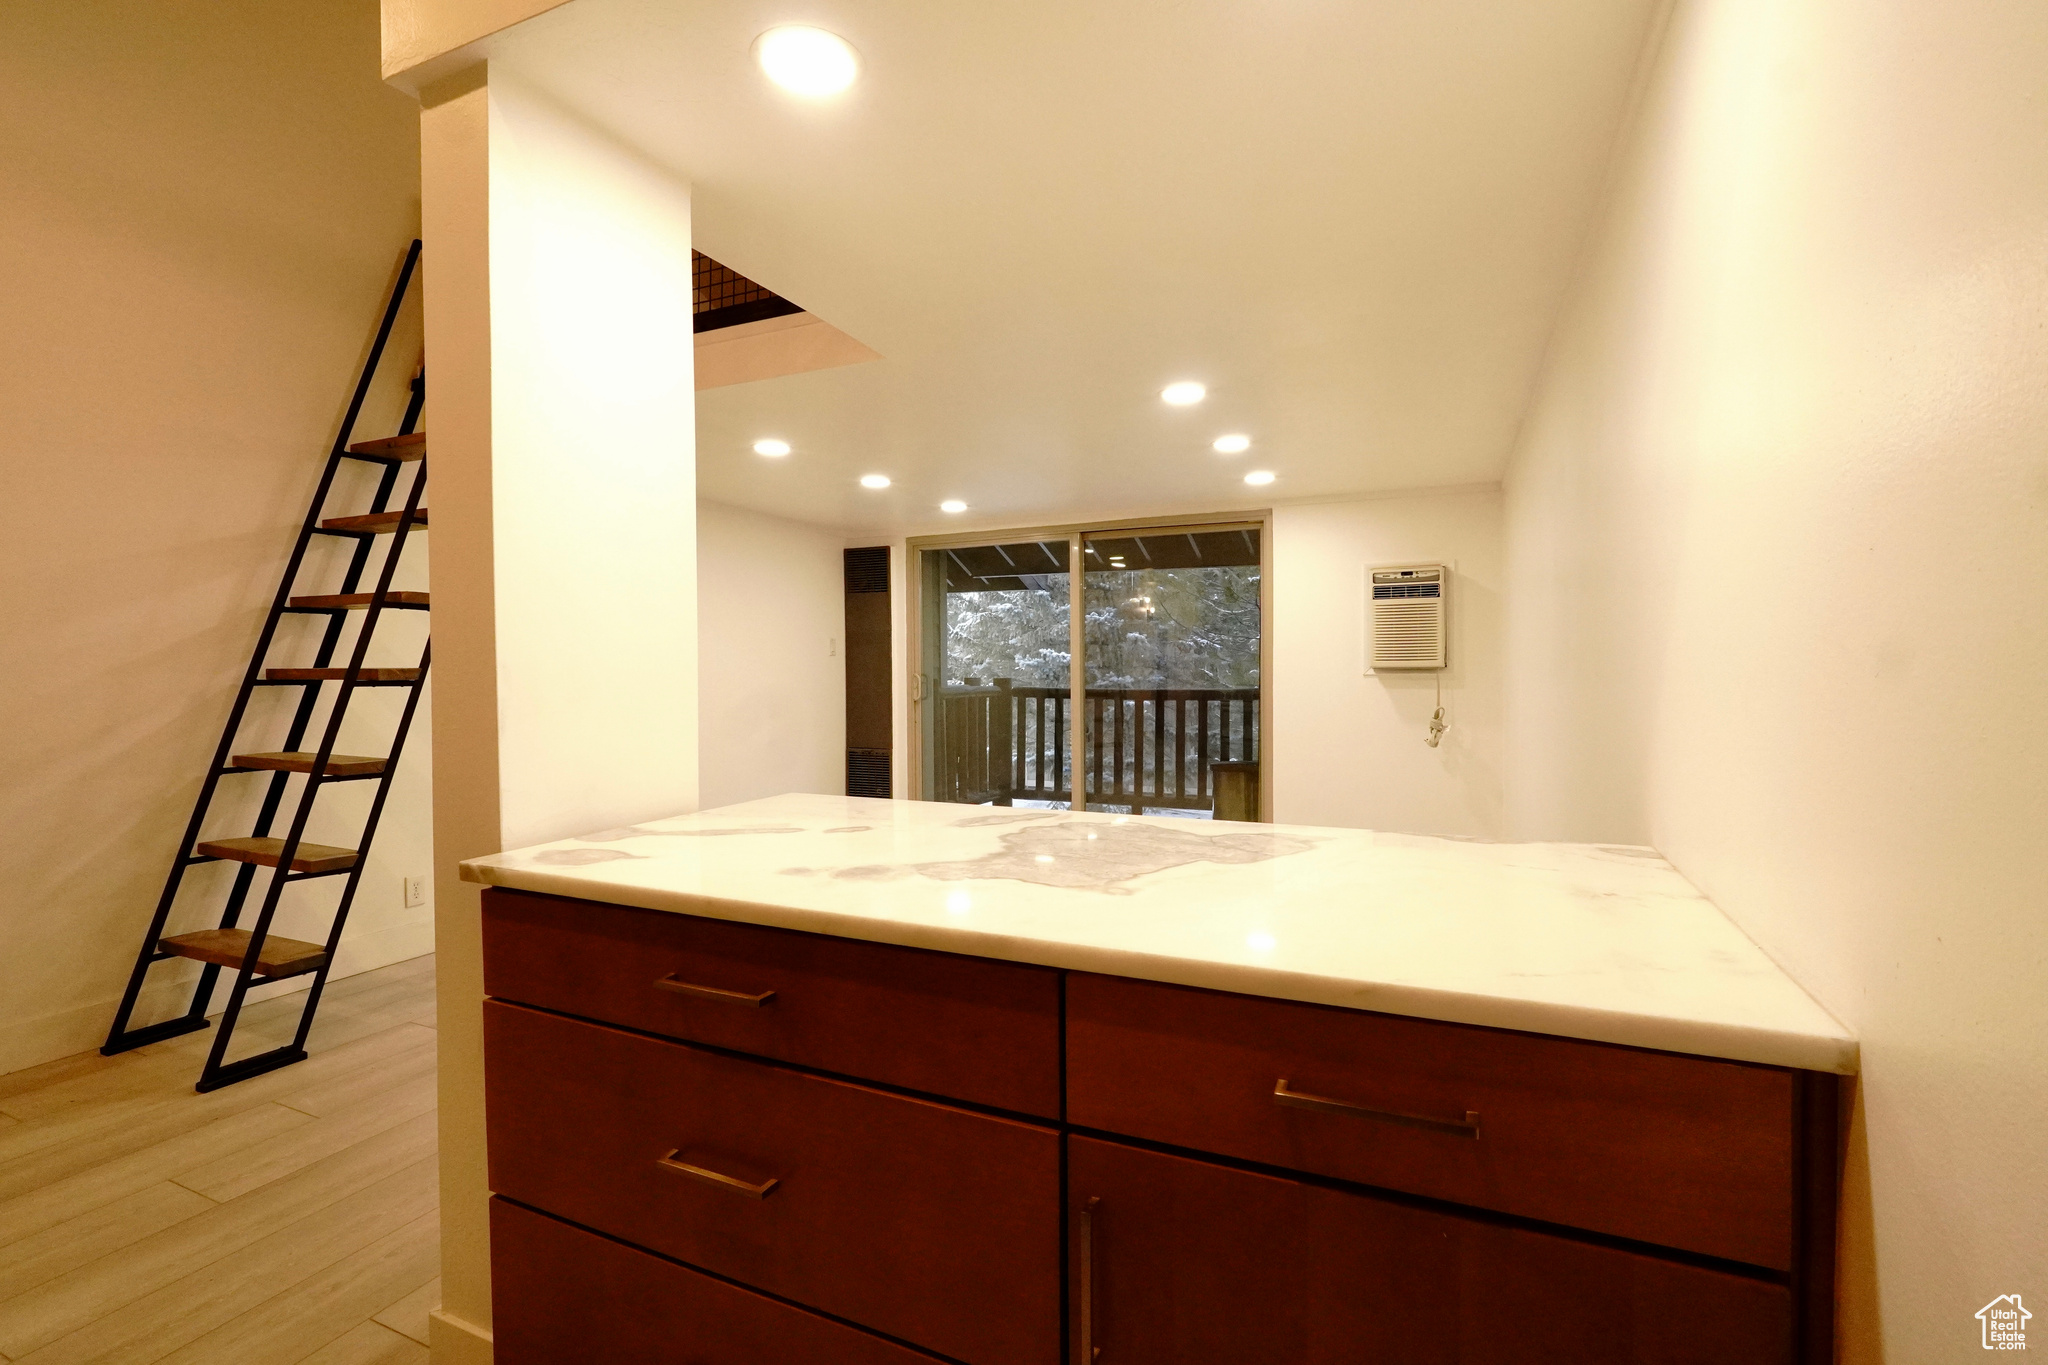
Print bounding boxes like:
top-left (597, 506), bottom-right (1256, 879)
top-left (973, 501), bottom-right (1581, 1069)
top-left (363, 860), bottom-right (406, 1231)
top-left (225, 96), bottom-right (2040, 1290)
top-left (421, 65), bottom-right (697, 1363)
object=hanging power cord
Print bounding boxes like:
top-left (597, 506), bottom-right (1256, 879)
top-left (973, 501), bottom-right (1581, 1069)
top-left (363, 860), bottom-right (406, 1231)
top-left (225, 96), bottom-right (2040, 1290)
top-left (1426, 671), bottom-right (1448, 748)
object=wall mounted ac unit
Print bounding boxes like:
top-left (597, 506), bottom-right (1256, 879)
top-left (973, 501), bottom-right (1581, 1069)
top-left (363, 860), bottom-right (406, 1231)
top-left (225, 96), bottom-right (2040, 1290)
top-left (1369, 564), bottom-right (1447, 670)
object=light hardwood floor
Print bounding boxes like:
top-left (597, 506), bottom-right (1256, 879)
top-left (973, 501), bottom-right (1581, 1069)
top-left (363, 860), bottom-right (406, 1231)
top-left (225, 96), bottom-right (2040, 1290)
top-left (0, 956), bottom-right (439, 1364)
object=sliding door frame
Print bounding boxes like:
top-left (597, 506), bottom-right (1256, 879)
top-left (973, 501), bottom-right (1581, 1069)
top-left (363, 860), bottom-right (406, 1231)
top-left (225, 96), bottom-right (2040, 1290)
top-left (905, 508), bottom-right (1274, 820)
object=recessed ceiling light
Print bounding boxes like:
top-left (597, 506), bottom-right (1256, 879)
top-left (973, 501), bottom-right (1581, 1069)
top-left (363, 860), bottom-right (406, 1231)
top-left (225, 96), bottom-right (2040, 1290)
top-left (1244, 470), bottom-right (1275, 486)
top-left (752, 438), bottom-right (791, 457)
top-left (1161, 381), bottom-right (1206, 406)
top-left (939, 499), bottom-right (967, 514)
top-left (1213, 434), bottom-right (1251, 454)
top-left (755, 26), bottom-right (860, 98)
top-left (859, 473), bottom-right (891, 489)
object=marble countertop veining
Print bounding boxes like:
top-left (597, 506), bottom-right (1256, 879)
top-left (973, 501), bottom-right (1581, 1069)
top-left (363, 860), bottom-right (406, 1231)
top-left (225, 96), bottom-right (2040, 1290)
top-left (459, 794), bottom-right (1857, 1074)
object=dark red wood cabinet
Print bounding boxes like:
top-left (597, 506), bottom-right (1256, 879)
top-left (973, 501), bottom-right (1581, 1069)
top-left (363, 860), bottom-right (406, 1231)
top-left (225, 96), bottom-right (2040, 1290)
top-left (1065, 972), bottom-right (1797, 1268)
top-left (484, 999), bottom-right (1060, 1365)
top-left (492, 1198), bottom-right (948, 1365)
top-left (483, 887), bottom-right (1061, 1116)
top-left (482, 888), bottom-right (1839, 1364)
top-left (1069, 1135), bottom-right (1792, 1365)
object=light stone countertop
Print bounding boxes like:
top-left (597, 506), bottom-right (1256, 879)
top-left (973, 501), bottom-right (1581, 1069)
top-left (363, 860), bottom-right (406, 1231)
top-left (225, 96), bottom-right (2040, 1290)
top-left (460, 793), bottom-right (1857, 1074)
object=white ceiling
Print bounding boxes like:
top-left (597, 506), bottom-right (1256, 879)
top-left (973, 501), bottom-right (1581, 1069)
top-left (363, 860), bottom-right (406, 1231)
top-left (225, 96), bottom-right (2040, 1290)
top-left (489, 0), bottom-right (1661, 534)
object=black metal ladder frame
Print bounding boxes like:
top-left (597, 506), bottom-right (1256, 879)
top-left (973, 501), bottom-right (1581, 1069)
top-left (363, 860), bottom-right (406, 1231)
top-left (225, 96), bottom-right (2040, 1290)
top-left (103, 240), bottom-right (433, 1091)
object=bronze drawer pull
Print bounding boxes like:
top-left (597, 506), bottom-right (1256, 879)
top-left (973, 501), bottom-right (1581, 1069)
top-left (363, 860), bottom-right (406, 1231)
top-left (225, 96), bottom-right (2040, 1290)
top-left (653, 974), bottom-right (776, 1006)
top-left (1078, 1195), bottom-right (1101, 1360)
top-left (1273, 1079), bottom-right (1481, 1138)
top-left (656, 1149), bottom-right (780, 1198)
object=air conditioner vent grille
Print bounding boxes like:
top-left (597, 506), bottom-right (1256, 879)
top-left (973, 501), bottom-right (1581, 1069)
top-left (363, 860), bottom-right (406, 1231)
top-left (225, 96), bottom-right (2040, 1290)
top-left (1369, 564), bottom-right (1447, 670)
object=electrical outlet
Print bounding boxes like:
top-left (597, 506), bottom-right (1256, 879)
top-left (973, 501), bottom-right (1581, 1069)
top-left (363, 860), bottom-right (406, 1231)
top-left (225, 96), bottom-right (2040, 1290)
top-left (404, 874), bottom-right (427, 908)
top-left (829, 636), bottom-right (838, 657)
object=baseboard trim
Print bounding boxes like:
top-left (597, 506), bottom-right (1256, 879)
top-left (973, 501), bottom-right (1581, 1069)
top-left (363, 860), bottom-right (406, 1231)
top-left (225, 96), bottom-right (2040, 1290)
top-left (429, 1306), bottom-right (494, 1364)
top-left (0, 916), bottom-right (435, 1078)
top-left (0, 976), bottom-right (198, 1077)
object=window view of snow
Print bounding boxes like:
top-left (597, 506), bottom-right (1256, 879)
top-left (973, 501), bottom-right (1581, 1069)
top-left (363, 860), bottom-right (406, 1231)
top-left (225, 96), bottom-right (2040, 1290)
top-left (930, 531), bottom-right (1262, 818)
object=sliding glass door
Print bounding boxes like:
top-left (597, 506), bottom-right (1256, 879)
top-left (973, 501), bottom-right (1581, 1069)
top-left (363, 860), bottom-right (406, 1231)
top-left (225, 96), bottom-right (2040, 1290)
top-left (919, 538), bottom-right (1074, 808)
top-left (1080, 525), bottom-right (1262, 818)
top-left (915, 519), bottom-right (1264, 819)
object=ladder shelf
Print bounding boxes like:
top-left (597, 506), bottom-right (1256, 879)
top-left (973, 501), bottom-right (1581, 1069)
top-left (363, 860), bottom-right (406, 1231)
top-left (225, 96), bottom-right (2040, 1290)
top-left (103, 239), bottom-right (433, 1092)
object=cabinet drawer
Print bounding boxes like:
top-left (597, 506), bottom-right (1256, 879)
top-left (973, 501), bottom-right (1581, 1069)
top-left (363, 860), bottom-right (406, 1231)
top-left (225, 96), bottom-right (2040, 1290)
top-left (1069, 1135), bottom-right (1792, 1365)
top-left (493, 1198), bottom-right (944, 1364)
top-left (484, 1001), bottom-right (1061, 1365)
top-left (1066, 974), bottom-right (1796, 1268)
top-left (482, 888), bottom-right (1060, 1117)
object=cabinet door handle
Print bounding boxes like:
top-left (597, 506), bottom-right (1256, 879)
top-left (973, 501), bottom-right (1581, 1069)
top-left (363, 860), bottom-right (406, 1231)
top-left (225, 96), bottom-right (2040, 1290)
top-left (1273, 1079), bottom-right (1480, 1138)
top-left (653, 974), bottom-right (776, 1006)
top-left (1078, 1195), bottom-right (1101, 1360)
top-left (656, 1149), bottom-right (780, 1198)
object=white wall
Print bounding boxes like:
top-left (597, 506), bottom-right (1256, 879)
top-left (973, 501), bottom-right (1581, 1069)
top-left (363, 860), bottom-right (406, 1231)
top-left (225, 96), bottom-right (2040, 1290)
top-left (1271, 490), bottom-right (1504, 836)
top-left (380, 0), bottom-right (571, 87)
top-left (423, 70), bottom-right (698, 1360)
top-left (485, 85), bottom-right (699, 850)
top-left (1500, 2), bottom-right (2048, 1357)
top-left (0, 0), bottom-right (430, 1076)
top-left (698, 501), bottom-right (847, 810)
top-left (881, 490), bottom-right (1507, 834)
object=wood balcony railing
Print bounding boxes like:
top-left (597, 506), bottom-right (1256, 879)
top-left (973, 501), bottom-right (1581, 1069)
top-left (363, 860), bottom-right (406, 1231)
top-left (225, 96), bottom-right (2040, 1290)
top-left (933, 681), bottom-right (1259, 814)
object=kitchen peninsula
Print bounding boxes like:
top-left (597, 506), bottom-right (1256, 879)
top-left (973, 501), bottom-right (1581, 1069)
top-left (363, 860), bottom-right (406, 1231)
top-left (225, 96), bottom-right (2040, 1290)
top-left (463, 794), bottom-right (1855, 1364)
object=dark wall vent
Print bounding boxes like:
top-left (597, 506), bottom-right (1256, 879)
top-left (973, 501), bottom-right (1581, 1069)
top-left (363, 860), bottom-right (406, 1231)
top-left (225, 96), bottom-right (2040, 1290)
top-left (844, 545), bottom-right (891, 595)
top-left (844, 547), bottom-right (893, 797)
top-left (847, 749), bottom-right (893, 800)
top-left (693, 250), bottom-right (804, 333)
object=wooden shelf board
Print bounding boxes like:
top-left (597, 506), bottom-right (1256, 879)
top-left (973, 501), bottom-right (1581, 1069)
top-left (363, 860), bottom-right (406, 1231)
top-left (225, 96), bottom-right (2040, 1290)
top-left (286, 592), bottom-right (430, 610)
top-left (347, 433), bottom-right (426, 461)
top-left (265, 668), bottom-right (421, 683)
top-left (320, 509), bottom-right (429, 534)
top-left (195, 836), bottom-right (360, 874)
top-left (230, 751), bottom-right (388, 778)
top-left (158, 927), bottom-right (329, 977)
